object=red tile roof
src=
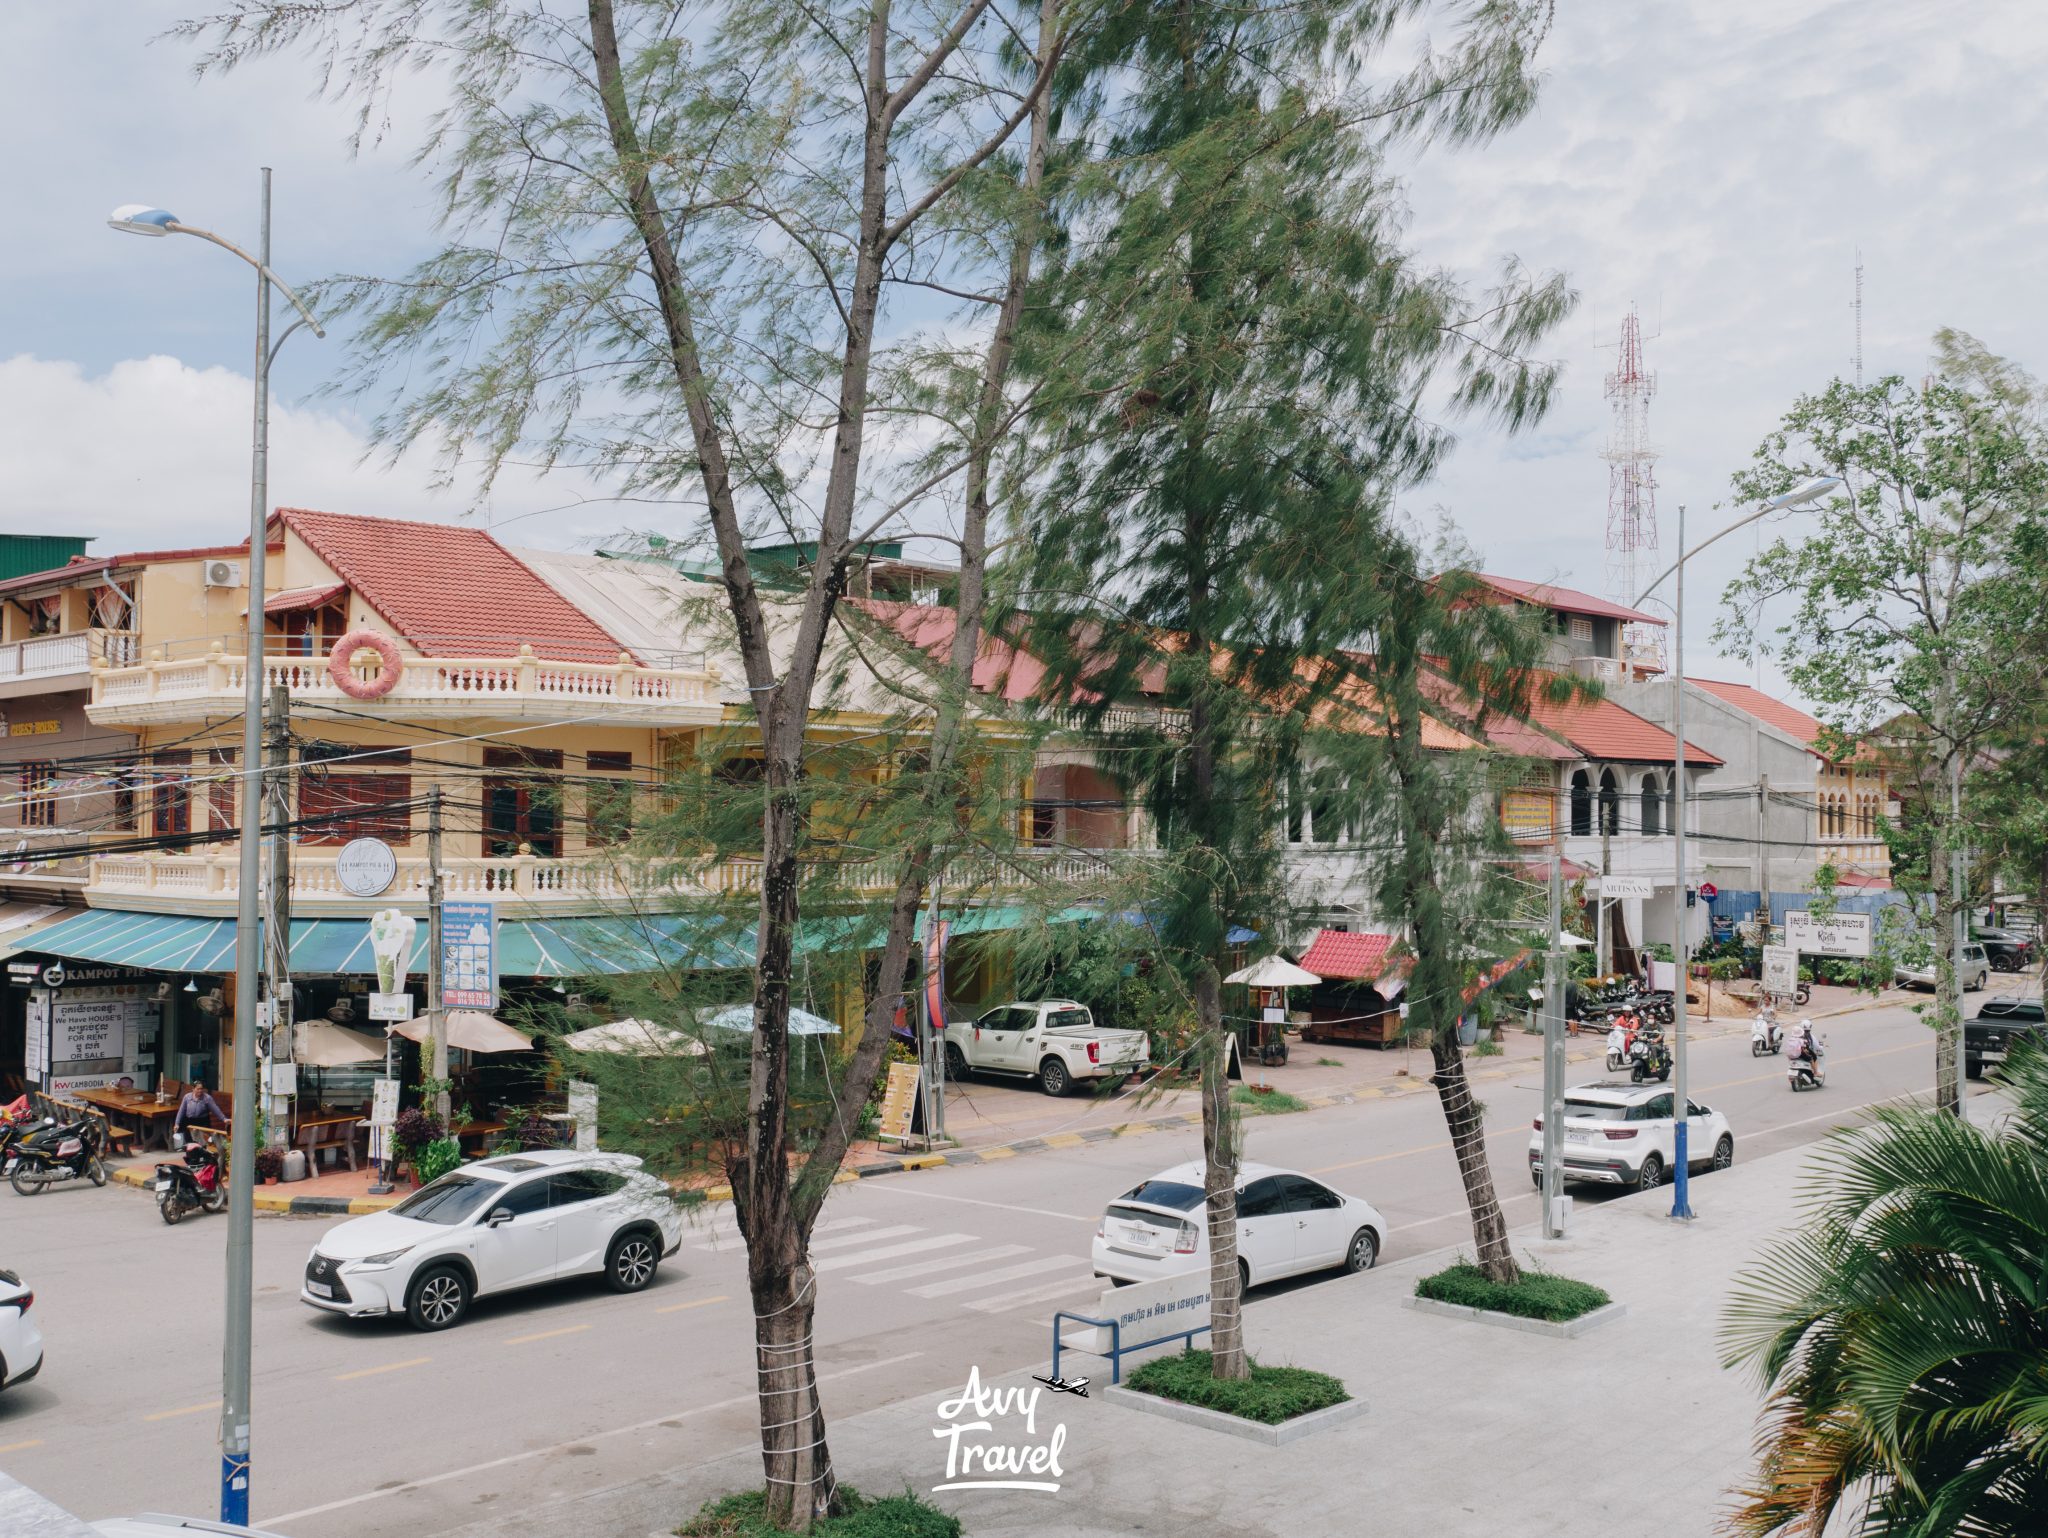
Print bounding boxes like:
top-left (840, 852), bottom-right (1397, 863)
top-left (1468, 574), bottom-right (1667, 628)
top-left (261, 582), bottom-right (349, 615)
top-left (1522, 680), bottom-right (1724, 766)
top-left (1298, 929), bottom-right (1398, 982)
top-left (1688, 679), bottom-right (1822, 746)
top-left (277, 508), bottom-right (632, 664)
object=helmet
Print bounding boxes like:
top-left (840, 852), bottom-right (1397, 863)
top-left (1798, 1017), bottom-right (1813, 1030)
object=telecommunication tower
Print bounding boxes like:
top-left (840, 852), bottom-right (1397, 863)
top-left (1602, 305), bottom-right (1662, 671)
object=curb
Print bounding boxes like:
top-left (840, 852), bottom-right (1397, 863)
top-left (1101, 1384), bottom-right (1370, 1446)
top-left (1403, 1294), bottom-right (1629, 1339)
top-left (109, 1162), bottom-right (401, 1215)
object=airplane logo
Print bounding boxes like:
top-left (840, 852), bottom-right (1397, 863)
top-left (1032, 1373), bottom-right (1090, 1397)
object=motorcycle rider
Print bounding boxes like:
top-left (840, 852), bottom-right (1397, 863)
top-left (1752, 1001), bottom-right (1782, 1053)
top-left (1786, 1017), bottom-right (1819, 1072)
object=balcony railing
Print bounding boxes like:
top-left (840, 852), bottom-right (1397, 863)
top-left (0, 827), bottom-right (128, 888)
top-left (87, 642), bottom-right (724, 725)
top-left (0, 629), bottom-right (137, 685)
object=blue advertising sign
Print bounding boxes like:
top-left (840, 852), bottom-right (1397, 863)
top-left (439, 901), bottom-right (498, 1010)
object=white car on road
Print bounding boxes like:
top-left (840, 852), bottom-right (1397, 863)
top-left (1528, 1081), bottom-right (1735, 1193)
top-left (302, 1150), bottom-right (683, 1331)
top-left (1895, 943), bottom-right (1991, 993)
top-left (1092, 1160), bottom-right (1386, 1290)
top-left (942, 999), bottom-right (1150, 1096)
top-left (0, 1265), bottom-right (42, 1391)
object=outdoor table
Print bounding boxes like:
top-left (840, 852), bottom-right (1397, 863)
top-left (294, 1111), bottom-right (365, 1173)
top-left (450, 1120), bottom-right (508, 1157)
top-left (74, 1088), bottom-right (177, 1152)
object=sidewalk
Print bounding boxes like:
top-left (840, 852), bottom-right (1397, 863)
top-left (437, 1131), bottom-right (1829, 1538)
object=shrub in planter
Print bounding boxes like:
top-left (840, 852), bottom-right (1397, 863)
top-left (393, 1106), bottom-right (444, 1162)
top-left (254, 1147), bottom-right (285, 1184)
top-left (413, 1136), bottom-right (463, 1186)
top-left (1415, 1261), bottom-right (1610, 1323)
top-left (514, 1112), bottom-right (562, 1151)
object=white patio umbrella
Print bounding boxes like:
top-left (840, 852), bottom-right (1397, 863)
top-left (561, 1018), bottom-right (707, 1057)
top-left (1224, 955), bottom-right (1323, 988)
top-left (391, 1010), bottom-right (536, 1054)
top-left (704, 1005), bottom-right (841, 1036)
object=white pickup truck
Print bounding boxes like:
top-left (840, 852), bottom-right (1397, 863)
top-left (941, 1000), bottom-right (1150, 1097)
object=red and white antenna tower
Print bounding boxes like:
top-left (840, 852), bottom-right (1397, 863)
top-left (1603, 304), bottom-right (1662, 670)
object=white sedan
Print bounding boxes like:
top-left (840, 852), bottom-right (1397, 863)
top-left (302, 1150), bottom-right (684, 1331)
top-left (0, 1265), bottom-right (41, 1391)
top-left (1092, 1160), bottom-right (1386, 1290)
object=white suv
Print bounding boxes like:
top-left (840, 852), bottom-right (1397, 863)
top-left (302, 1150), bottom-right (684, 1331)
top-left (1527, 1082), bottom-right (1735, 1193)
top-left (0, 1266), bottom-right (41, 1391)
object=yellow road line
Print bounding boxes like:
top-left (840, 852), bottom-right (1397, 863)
top-left (144, 1400), bottom-right (220, 1422)
top-left (0, 1438), bottom-right (44, 1454)
top-left (655, 1294), bottom-right (730, 1315)
top-left (334, 1356), bottom-right (431, 1382)
top-left (504, 1324), bottom-right (592, 1346)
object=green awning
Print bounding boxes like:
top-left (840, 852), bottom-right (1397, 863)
top-left (21, 908), bottom-right (753, 979)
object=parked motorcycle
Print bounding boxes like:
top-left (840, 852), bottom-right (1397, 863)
top-left (155, 1140), bottom-right (226, 1224)
top-left (9, 1116), bottom-right (107, 1195)
top-left (1750, 1007), bottom-right (1783, 1057)
top-left (1629, 1028), bottom-right (1674, 1083)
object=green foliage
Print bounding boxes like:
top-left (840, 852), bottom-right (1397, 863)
top-left (1415, 1262), bottom-right (1610, 1323)
top-left (1124, 1349), bottom-right (1348, 1426)
top-left (413, 1137), bottom-right (462, 1186)
top-left (1229, 1085), bottom-right (1306, 1115)
top-left (1721, 1043), bottom-right (2048, 1535)
top-left (1473, 1037), bottom-right (1504, 1056)
top-left (678, 1487), bottom-right (960, 1538)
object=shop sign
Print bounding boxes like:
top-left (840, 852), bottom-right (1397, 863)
top-left (368, 991), bottom-right (413, 1022)
top-left (334, 837), bottom-right (398, 898)
top-left (7, 720), bottom-right (61, 737)
top-left (1786, 910), bottom-right (1872, 958)
top-left (1600, 876), bottom-right (1656, 899)
top-left (877, 1060), bottom-right (922, 1143)
top-left (439, 901), bottom-right (497, 1010)
top-left (1762, 945), bottom-right (1798, 994)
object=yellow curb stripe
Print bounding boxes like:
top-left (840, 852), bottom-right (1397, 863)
top-left (0, 1438), bottom-right (44, 1454)
top-left (1042, 1132), bottom-right (1085, 1149)
top-left (655, 1294), bottom-right (730, 1315)
top-left (974, 1146), bottom-right (1017, 1161)
top-left (144, 1400), bottom-right (220, 1422)
top-left (898, 1154), bottom-right (948, 1169)
top-left (334, 1356), bottom-right (430, 1382)
top-left (505, 1324), bottom-right (591, 1346)
top-left (346, 1197), bottom-right (397, 1214)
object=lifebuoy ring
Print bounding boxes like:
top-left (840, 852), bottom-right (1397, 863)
top-left (328, 628), bottom-right (404, 699)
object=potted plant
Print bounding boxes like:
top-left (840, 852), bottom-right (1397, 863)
top-left (254, 1147), bottom-right (284, 1185)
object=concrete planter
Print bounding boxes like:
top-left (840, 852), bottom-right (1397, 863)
top-left (1103, 1384), bottom-right (1369, 1446)
top-left (1403, 1294), bottom-right (1627, 1339)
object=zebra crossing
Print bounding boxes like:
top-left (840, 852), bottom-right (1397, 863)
top-left (679, 1208), bottom-right (1101, 1316)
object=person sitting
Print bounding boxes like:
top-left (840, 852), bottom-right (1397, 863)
top-left (1786, 1019), bottom-right (1818, 1065)
top-left (173, 1083), bottom-right (226, 1136)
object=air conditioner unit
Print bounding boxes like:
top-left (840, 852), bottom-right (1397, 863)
top-left (203, 559), bottom-right (244, 589)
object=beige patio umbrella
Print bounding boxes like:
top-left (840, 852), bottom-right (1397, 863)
top-left (294, 1020), bottom-right (389, 1067)
top-left (561, 1018), bottom-right (706, 1057)
top-left (391, 1010), bottom-right (536, 1054)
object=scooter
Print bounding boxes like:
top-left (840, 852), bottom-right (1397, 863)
top-left (1606, 1013), bottom-right (1641, 1071)
top-left (1750, 1007), bottom-right (1783, 1057)
top-left (1630, 1029), bottom-right (1674, 1083)
top-left (155, 1140), bottom-right (227, 1224)
top-left (1788, 1040), bottom-right (1827, 1091)
top-left (9, 1115), bottom-right (107, 1195)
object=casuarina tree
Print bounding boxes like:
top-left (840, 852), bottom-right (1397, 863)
top-left (1008, 0), bottom-right (1571, 1370)
top-left (178, 0), bottom-right (1074, 1525)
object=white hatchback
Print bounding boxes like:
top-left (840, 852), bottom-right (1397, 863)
top-left (1528, 1081), bottom-right (1735, 1193)
top-left (1091, 1160), bottom-right (1386, 1290)
top-left (302, 1150), bottom-right (684, 1331)
top-left (0, 1265), bottom-right (42, 1391)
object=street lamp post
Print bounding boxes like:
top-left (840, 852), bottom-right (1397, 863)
top-left (1633, 474), bottom-right (1839, 1222)
top-left (110, 171), bottom-right (323, 1527)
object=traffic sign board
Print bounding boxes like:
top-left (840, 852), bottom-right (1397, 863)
top-left (1698, 882), bottom-right (1718, 899)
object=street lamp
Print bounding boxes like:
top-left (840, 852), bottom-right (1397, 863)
top-left (1634, 474), bottom-right (1840, 1221)
top-left (109, 172), bottom-right (323, 1527)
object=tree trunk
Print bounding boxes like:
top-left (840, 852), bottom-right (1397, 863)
top-left (1429, 1032), bottom-right (1520, 1283)
top-left (1197, 965), bottom-right (1248, 1379)
top-left (1933, 877), bottom-right (1962, 1117)
top-left (750, 1256), bottom-right (832, 1531)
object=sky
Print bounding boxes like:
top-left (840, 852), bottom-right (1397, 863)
top-left (2, 2), bottom-right (2043, 701)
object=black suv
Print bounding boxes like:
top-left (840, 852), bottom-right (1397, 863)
top-left (1972, 928), bottom-right (2037, 973)
top-left (1965, 996), bottom-right (2046, 1080)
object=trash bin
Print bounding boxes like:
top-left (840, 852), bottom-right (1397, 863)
top-left (281, 1149), bottom-right (309, 1182)
top-left (1456, 1014), bottom-right (1479, 1047)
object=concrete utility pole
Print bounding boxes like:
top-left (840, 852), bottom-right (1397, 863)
top-left (1668, 502), bottom-right (1696, 1222)
top-left (1757, 774), bottom-right (1772, 935)
top-left (1540, 851), bottom-right (1567, 1237)
top-left (1598, 811), bottom-right (1614, 975)
top-left (428, 786), bottom-right (450, 1125)
top-left (262, 682), bottom-right (292, 1148)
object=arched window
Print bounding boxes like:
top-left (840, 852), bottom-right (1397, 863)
top-left (1569, 770), bottom-right (1592, 837)
top-left (1598, 769), bottom-right (1620, 836)
top-left (1640, 773), bottom-right (1661, 836)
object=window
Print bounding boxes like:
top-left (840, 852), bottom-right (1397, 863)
top-left (484, 746), bottom-right (564, 857)
top-left (1236, 1176), bottom-right (1286, 1219)
top-left (976, 1006), bottom-right (1022, 1031)
top-left (206, 748), bottom-right (237, 833)
top-left (390, 1173), bottom-right (498, 1225)
top-left (585, 750), bottom-right (635, 845)
top-left (151, 750), bottom-right (192, 839)
top-left (1642, 1093), bottom-right (1674, 1121)
top-left (1598, 769), bottom-right (1620, 836)
top-left (1116, 1180), bottom-right (1205, 1212)
top-left (1564, 1100), bottom-right (1629, 1122)
top-left (1309, 767), bottom-right (1345, 846)
top-left (110, 770), bottom-right (136, 832)
top-left (1569, 771), bottom-right (1592, 837)
top-left (19, 761), bottom-right (57, 828)
top-left (1274, 1175), bottom-right (1342, 1212)
top-left (1568, 615), bottom-right (1594, 643)
top-left (1045, 1008), bottom-right (1090, 1030)
top-left (300, 772), bottom-right (412, 846)
top-left (1639, 773), bottom-right (1661, 837)
top-left (550, 1168), bottom-right (627, 1204)
top-left (486, 1177), bottom-right (553, 1222)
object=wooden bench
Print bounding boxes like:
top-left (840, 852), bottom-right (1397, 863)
top-left (58, 1102), bottom-right (135, 1159)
